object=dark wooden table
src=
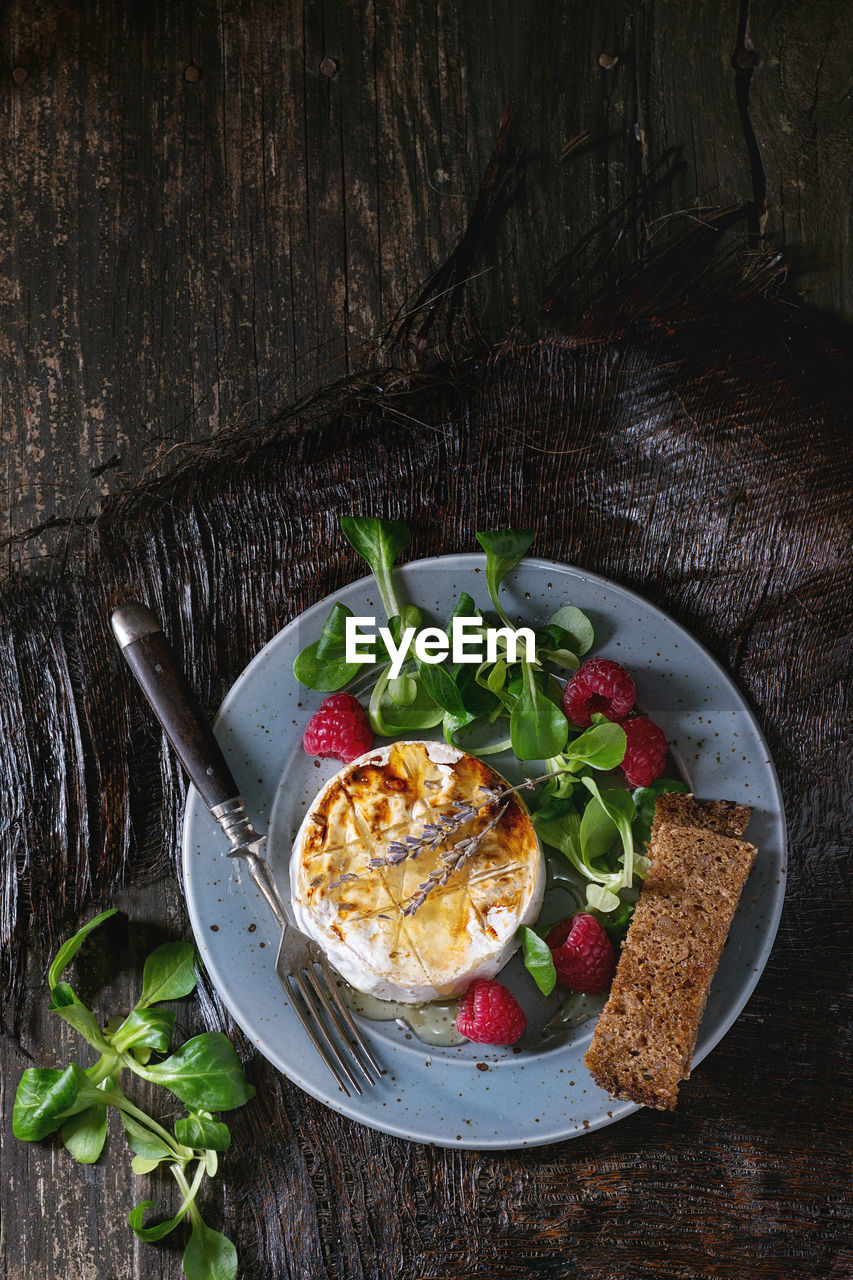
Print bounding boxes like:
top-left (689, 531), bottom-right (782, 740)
top-left (2, 3), bottom-right (851, 1278)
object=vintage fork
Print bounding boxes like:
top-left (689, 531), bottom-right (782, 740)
top-left (110, 602), bottom-right (382, 1097)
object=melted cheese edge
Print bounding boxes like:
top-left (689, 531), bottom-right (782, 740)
top-left (290, 741), bottom-right (544, 1002)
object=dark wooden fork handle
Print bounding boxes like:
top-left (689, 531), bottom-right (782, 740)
top-left (110, 602), bottom-right (240, 812)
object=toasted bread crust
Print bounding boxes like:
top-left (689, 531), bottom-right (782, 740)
top-left (585, 799), bottom-right (756, 1110)
top-left (650, 793), bottom-right (752, 841)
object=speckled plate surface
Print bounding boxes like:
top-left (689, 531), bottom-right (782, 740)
top-left (181, 556), bottom-right (786, 1149)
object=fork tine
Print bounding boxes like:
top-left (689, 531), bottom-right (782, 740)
top-left (313, 952), bottom-right (383, 1078)
top-left (284, 981), bottom-right (354, 1096)
top-left (304, 958), bottom-right (378, 1084)
top-left (282, 970), bottom-right (359, 1097)
top-left (292, 971), bottom-right (363, 1096)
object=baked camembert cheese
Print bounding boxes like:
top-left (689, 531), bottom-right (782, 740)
top-left (290, 740), bottom-right (544, 1003)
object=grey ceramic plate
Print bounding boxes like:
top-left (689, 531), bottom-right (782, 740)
top-left (182, 555), bottom-right (786, 1149)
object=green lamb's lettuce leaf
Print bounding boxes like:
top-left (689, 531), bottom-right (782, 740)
top-left (48, 983), bottom-right (114, 1053)
top-left (137, 940), bottom-right (198, 1007)
top-left (111, 1008), bottom-right (176, 1056)
top-left (509, 663), bottom-right (569, 761)
top-left (518, 926), bottom-right (557, 996)
top-left (538, 768), bottom-right (577, 804)
top-left (387, 674), bottom-right (418, 706)
top-left (548, 605), bottom-right (594, 656)
top-left (532, 800), bottom-right (581, 864)
top-left (580, 777), bottom-right (636, 891)
top-left (538, 646), bottom-right (581, 673)
top-left (486, 658), bottom-right (508, 694)
top-left (578, 793), bottom-right (620, 863)
top-left (294, 519), bottom-right (412, 692)
top-left (139, 1033), bottom-right (256, 1112)
top-left (584, 883), bottom-right (621, 913)
top-left (182, 1218), bottom-right (238, 1280)
top-left (414, 659), bottom-right (468, 718)
top-left (60, 1079), bottom-right (112, 1165)
top-left (561, 715), bottom-right (626, 772)
top-left (15, 912), bottom-right (250, 1276)
top-left (535, 770), bottom-right (641, 900)
top-left (631, 777), bottom-right (691, 847)
top-left (129, 1176), bottom-right (201, 1243)
top-left (535, 619), bottom-right (583, 673)
top-left (415, 594), bottom-right (498, 728)
top-left (128, 1200), bottom-right (190, 1242)
top-left (119, 1111), bottom-right (178, 1162)
top-left (340, 516), bottom-right (410, 618)
top-left (175, 1111), bottom-right (232, 1153)
top-left (48, 908), bottom-right (117, 991)
top-left (475, 529), bottom-right (536, 625)
top-left (368, 664), bottom-right (445, 735)
top-left (446, 590), bottom-right (480, 663)
top-left (13, 1064), bottom-right (105, 1141)
top-left (293, 603), bottom-right (365, 691)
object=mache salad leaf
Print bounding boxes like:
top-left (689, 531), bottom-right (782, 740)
top-left (13, 912), bottom-right (252, 1280)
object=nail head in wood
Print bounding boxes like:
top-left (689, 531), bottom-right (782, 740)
top-left (184, 63), bottom-right (202, 83)
top-left (12, 66), bottom-right (28, 85)
top-left (320, 56), bottom-right (339, 79)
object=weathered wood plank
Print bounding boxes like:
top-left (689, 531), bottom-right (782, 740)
top-left (1, 2), bottom-right (851, 1278)
top-left (1, 0), bottom-right (850, 566)
top-left (749, 0), bottom-right (853, 317)
top-left (2, 321), bottom-right (851, 1278)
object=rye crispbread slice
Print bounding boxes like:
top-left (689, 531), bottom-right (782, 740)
top-left (650, 792), bottom-right (752, 842)
top-left (585, 799), bottom-right (755, 1110)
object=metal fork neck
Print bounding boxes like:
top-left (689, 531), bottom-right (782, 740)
top-left (211, 796), bottom-right (258, 849)
top-left (242, 850), bottom-right (289, 928)
top-left (210, 796), bottom-right (289, 928)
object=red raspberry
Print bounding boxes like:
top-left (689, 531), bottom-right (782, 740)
top-left (303, 693), bottom-right (373, 764)
top-left (545, 913), bottom-right (615, 993)
top-left (455, 979), bottom-right (526, 1046)
top-left (562, 658), bottom-right (635, 726)
top-left (620, 715), bottom-right (668, 788)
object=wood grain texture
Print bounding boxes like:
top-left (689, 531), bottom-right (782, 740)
top-left (1, 1), bottom-right (852, 1277)
top-left (1, 310), bottom-right (851, 1278)
top-left (1, 0), bottom-right (851, 564)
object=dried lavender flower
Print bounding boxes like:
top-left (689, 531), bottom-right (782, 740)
top-left (401, 803), bottom-right (509, 916)
top-left (334, 767), bottom-right (574, 912)
top-left (328, 872), bottom-right (358, 889)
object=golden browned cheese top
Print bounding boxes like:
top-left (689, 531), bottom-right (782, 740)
top-left (292, 742), bottom-right (542, 997)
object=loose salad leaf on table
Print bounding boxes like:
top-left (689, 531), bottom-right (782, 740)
top-left (13, 909), bottom-right (253, 1280)
top-left (294, 516), bottom-right (690, 996)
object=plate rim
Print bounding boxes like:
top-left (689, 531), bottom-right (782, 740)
top-left (182, 552), bottom-right (787, 1148)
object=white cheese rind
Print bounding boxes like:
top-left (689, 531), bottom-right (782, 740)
top-left (291, 741), bottom-right (459, 849)
top-left (290, 740), bottom-right (544, 1003)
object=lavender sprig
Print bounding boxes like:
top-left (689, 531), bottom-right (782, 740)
top-left (334, 768), bottom-right (571, 917)
top-left (401, 802), bottom-right (509, 916)
top-left (365, 771), bottom-right (566, 876)
top-left (367, 799), bottom-right (482, 870)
